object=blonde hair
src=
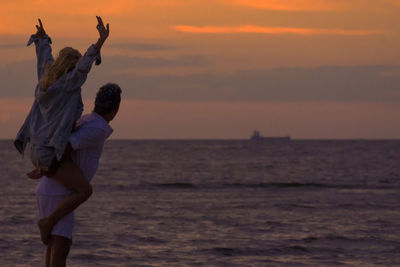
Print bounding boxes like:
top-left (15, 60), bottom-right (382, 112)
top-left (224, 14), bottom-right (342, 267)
top-left (40, 47), bottom-right (82, 91)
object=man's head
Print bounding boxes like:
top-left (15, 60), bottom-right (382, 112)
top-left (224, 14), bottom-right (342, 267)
top-left (94, 83), bottom-right (122, 122)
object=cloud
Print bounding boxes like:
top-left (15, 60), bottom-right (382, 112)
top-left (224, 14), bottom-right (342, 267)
top-left (109, 42), bottom-right (175, 51)
top-left (0, 0), bottom-right (179, 16)
top-left (103, 55), bottom-right (207, 69)
top-left (0, 0), bottom-right (185, 36)
top-left (0, 113), bottom-right (10, 124)
top-left (2, 98), bottom-right (400, 139)
top-left (2, 56), bottom-right (399, 103)
top-left (0, 43), bottom-right (25, 49)
top-left (0, 54), bottom-right (207, 97)
top-left (380, 68), bottom-right (400, 77)
top-left (227, 0), bottom-right (349, 11)
top-left (84, 65), bottom-right (400, 103)
top-left (0, 60), bottom-right (37, 97)
top-left (0, 97), bottom-right (32, 128)
top-left (174, 25), bottom-right (380, 36)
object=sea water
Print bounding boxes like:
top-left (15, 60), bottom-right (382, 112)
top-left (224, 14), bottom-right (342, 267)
top-left (0, 140), bottom-right (399, 266)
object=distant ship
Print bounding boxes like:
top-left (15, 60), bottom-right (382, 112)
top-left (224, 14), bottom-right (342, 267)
top-left (250, 130), bottom-right (291, 142)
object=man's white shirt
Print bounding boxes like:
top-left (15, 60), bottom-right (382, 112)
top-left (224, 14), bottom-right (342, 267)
top-left (36, 112), bottom-right (113, 196)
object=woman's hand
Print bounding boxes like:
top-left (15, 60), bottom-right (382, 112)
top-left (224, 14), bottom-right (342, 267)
top-left (96, 16), bottom-right (109, 41)
top-left (94, 16), bottom-right (110, 52)
top-left (35, 18), bottom-right (46, 37)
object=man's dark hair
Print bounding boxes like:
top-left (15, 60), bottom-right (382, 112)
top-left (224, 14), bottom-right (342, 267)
top-left (94, 83), bottom-right (122, 116)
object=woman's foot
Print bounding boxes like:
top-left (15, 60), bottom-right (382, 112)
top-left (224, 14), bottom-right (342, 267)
top-left (27, 166), bottom-right (49, 179)
top-left (37, 217), bottom-right (52, 245)
top-left (27, 168), bottom-right (42, 179)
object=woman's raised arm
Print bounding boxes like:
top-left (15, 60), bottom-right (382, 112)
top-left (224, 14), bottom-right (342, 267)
top-left (35, 19), bottom-right (46, 38)
top-left (94, 16), bottom-right (110, 52)
top-left (63, 16), bottom-right (109, 92)
top-left (27, 19), bottom-right (54, 81)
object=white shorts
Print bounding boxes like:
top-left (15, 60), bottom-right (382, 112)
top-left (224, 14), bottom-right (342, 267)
top-left (37, 194), bottom-right (74, 241)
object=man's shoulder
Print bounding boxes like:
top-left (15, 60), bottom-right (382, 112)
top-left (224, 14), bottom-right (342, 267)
top-left (77, 112), bottom-right (110, 131)
top-left (70, 112), bottom-right (113, 150)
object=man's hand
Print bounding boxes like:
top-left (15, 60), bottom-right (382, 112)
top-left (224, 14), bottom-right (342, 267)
top-left (35, 18), bottom-right (46, 37)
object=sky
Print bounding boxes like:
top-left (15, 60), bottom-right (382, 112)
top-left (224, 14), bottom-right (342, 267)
top-left (1, 0), bottom-right (400, 139)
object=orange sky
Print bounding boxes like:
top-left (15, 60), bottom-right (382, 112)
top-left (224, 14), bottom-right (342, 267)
top-left (229, 0), bottom-right (350, 11)
top-left (174, 25), bottom-right (381, 35)
top-left (0, 0), bottom-right (400, 139)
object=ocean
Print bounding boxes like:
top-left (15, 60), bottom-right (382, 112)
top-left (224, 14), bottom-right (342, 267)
top-left (0, 139), bottom-right (399, 266)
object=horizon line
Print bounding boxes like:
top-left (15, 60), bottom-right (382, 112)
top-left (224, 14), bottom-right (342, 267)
top-left (1, 138), bottom-right (400, 141)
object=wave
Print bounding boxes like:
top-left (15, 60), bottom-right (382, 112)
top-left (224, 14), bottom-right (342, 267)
top-left (137, 236), bottom-right (168, 244)
top-left (142, 182), bottom-right (330, 190)
top-left (225, 182), bottom-right (330, 188)
top-left (146, 182), bottom-right (331, 189)
top-left (300, 234), bottom-right (399, 245)
top-left (301, 235), bottom-right (352, 243)
top-left (207, 245), bottom-right (311, 257)
top-left (154, 182), bottom-right (196, 189)
top-left (121, 182), bottom-right (398, 191)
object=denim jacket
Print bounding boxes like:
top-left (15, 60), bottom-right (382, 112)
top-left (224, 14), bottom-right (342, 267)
top-left (14, 34), bottom-right (101, 162)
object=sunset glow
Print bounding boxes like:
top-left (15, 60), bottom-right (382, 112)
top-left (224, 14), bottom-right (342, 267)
top-left (229, 0), bottom-right (349, 11)
top-left (174, 25), bottom-right (380, 36)
top-left (0, 0), bottom-right (399, 139)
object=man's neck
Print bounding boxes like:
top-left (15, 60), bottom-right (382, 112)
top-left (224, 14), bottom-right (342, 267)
top-left (93, 111), bottom-right (110, 123)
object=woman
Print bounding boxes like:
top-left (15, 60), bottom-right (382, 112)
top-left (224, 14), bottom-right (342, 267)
top-left (14, 16), bottom-right (110, 245)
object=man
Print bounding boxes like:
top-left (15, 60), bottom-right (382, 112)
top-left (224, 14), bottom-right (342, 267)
top-left (36, 83), bottom-right (122, 267)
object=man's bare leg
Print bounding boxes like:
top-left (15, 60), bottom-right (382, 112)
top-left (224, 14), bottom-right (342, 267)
top-left (38, 158), bottom-right (92, 245)
top-left (47, 235), bottom-right (71, 267)
top-left (45, 244), bottom-right (50, 267)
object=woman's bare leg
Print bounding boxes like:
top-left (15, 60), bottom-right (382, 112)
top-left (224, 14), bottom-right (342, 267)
top-left (38, 158), bottom-right (92, 244)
